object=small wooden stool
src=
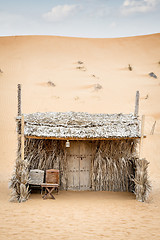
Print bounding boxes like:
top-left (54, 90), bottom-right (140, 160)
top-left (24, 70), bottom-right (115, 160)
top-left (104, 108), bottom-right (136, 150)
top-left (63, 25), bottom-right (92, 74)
top-left (41, 183), bottom-right (59, 200)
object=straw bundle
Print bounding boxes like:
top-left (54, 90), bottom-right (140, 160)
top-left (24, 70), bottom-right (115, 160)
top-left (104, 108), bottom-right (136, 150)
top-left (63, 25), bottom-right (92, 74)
top-left (134, 158), bottom-right (151, 202)
top-left (9, 139), bottom-right (30, 202)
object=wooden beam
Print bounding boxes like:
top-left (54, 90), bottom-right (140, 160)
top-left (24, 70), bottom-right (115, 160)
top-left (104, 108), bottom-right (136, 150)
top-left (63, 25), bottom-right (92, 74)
top-left (139, 115), bottom-right (145, 159)
top-left (24, 135), bottom-right (140, 141)
top-left (21, 114), bottom-right (25, 161)
top-left (134, 91), bottom-right (140, 117)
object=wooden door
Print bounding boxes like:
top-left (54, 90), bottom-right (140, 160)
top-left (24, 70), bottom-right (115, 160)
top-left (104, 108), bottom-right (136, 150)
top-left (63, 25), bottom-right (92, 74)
top-left (67, 141), bottom-right (92, 190)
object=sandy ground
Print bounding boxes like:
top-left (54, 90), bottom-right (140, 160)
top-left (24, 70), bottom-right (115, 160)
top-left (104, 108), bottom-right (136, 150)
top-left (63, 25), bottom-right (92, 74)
top-left (0, 34), bottom-right (160, 239)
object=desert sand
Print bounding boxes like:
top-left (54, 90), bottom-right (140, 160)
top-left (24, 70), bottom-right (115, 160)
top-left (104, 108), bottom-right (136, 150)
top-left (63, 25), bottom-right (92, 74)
top-left (0, 34), bottom-right (160, 239)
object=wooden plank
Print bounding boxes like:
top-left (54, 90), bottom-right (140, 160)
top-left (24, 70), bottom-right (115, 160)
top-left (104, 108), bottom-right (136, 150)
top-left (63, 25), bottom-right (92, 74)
top-left (67, 141), bottom-right (80, 190)
top-left (24, 135), bottom-right (141, 141)
top-left (80, 141), bottom-right (92, 190)
top-left (41, 183), bottom-right (58, 187)
top-left (21, 114), bottom-right (25, 161)
top-left (134, 91), bottom-right (140, 117)
top-left (139, 115), bottom-right (145, 159)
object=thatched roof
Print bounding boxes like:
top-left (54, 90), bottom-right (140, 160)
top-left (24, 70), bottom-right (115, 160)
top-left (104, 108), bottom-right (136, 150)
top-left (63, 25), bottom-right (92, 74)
top-left (17, 112), bottom-right (141, 140)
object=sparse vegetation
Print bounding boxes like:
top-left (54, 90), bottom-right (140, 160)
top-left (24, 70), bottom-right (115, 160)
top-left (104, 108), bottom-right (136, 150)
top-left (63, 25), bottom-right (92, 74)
top-left (145, 94), bottom-right (149, 100)
top-left (128, 64), bottom-right (132, 71)
top-left (94, 83), bottom-right (102, 91)
top-left (48, 81), bottom-right (56, 87)
top-left (76, 61), bottom-right (86, 71)
top-left (149, 72), bottom-right (157, 79)
top-left (78, 61), bottom-right (83, 64)
top-left (76, 66), bottom-right (86, 71)
top-left (74, 96), bottom-right (79, 101)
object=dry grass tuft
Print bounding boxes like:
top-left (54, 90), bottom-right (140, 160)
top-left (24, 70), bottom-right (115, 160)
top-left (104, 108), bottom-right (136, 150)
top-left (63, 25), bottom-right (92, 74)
top-left (128, 64), bottom-right (132, 71)
top-left (76, 66), bottom-right (86, 71)
top-left (94, 83), bottom-right (102, 91)
top-left (134, 158), bottom-right (151, 202)
top-left (149, 72), bottom-right (157, 79)
top-left (47, 81), bottom-right (56, 87)
top-left (77, 61), bottom-right (83, 64)
top-left (9, 144), bottom-right (30, 202)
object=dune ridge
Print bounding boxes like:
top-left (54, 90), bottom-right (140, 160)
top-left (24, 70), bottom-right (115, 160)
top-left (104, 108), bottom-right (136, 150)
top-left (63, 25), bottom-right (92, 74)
top-left (0, 33), bottom-right (160, 239)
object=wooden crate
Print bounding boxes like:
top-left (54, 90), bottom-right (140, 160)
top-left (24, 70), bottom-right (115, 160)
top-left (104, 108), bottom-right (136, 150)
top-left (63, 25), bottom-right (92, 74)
top-left (29, 169), bottom-right (44, 185)
top-left (46, 169), bottom-right (59, 184)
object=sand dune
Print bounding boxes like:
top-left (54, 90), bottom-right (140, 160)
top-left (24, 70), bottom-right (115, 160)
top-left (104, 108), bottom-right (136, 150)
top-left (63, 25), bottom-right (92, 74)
top-left (0, 34), bottom-right (160, 239)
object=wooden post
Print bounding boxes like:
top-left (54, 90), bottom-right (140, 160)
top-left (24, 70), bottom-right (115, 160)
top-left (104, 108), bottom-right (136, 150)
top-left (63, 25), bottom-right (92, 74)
top-left (17, 84), bottom-right (22, 135)
top-left (134, 91), bottom-right (140, 117)
top-left (139, 115), bottom-right (145, 159)
top-left (150, 121), bottom-right (156, 135)
top-left (21, 114), bottom-right (25, 161)
top-left (18, 84), bottom-right (21, 116)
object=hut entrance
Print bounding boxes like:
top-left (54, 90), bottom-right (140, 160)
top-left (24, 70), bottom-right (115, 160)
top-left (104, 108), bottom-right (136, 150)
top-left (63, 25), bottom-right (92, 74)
top-left (67, 141), bottom-right (92, 190)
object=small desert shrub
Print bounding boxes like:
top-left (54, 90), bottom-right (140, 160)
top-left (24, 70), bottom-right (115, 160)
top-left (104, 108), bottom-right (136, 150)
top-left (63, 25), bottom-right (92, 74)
top-left (128, 64), bottom-right (132, 71)
top-left (48, 81), bottom-right (56, 87)
top-left (78, 61), bottom-right (83, 64)
top-left (149, 72), bottom-right (157, 79)
top-left (76, 66), bottom-right (86, 71)
top-left (94, 83), bottom-right (102, 91)
top-left (74, 96), bottom-right (79, 101)
top-left (145, 94), bottom-right (149, 100)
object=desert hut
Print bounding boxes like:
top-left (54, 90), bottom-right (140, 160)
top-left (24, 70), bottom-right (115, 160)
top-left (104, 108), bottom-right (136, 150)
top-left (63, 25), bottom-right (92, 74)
top-left (10, 86), bottom-right (150, 202)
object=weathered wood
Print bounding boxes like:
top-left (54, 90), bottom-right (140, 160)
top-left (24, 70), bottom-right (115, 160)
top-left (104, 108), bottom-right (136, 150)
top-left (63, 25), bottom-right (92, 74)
top-left (17, 84), bottom-right (21, 116)
top-left (24, 135), bottom-right (140, 141)
top-left (17, 84), bottom-right (22, 134)
top-left (21, 114), bottom-right (25, 161)
top-left (134, 91), bottom-right (140, 117)
top-left (79, 141), bottom-right (92, 190)
top-left (150, 121), bottom-right (156, 135)
top-left (139, 115), bottom-right (145, 159)
top-left (41, 183), bottom-right (59, 187)
top-left (67, 141), bottom-right (92, 190)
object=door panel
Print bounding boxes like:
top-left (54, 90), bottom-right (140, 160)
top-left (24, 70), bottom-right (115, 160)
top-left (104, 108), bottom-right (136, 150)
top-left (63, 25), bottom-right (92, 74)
top-left (67, 141), bottom-right (92, 190)
top-left (67, 155), bottom-right (80, 190)
top-left (80, 142), bottom-right (92, 190)
top-left (67, 141), bottom-right (80, 190)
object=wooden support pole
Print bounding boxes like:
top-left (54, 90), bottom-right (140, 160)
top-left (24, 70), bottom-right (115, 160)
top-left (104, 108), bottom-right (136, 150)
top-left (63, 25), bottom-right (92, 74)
top-left (134, 91), bottom-right (140, 117)
top-left (150, 121), bottom-right (156, 135)
top-left (21, 114), bottom-right (25, 161)
top-left (139, 115), bottom-right (145, 159)
top-left (17, 84), bottom-right (21, 116)
top-left (17, 84), bottom-right (22, 134)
